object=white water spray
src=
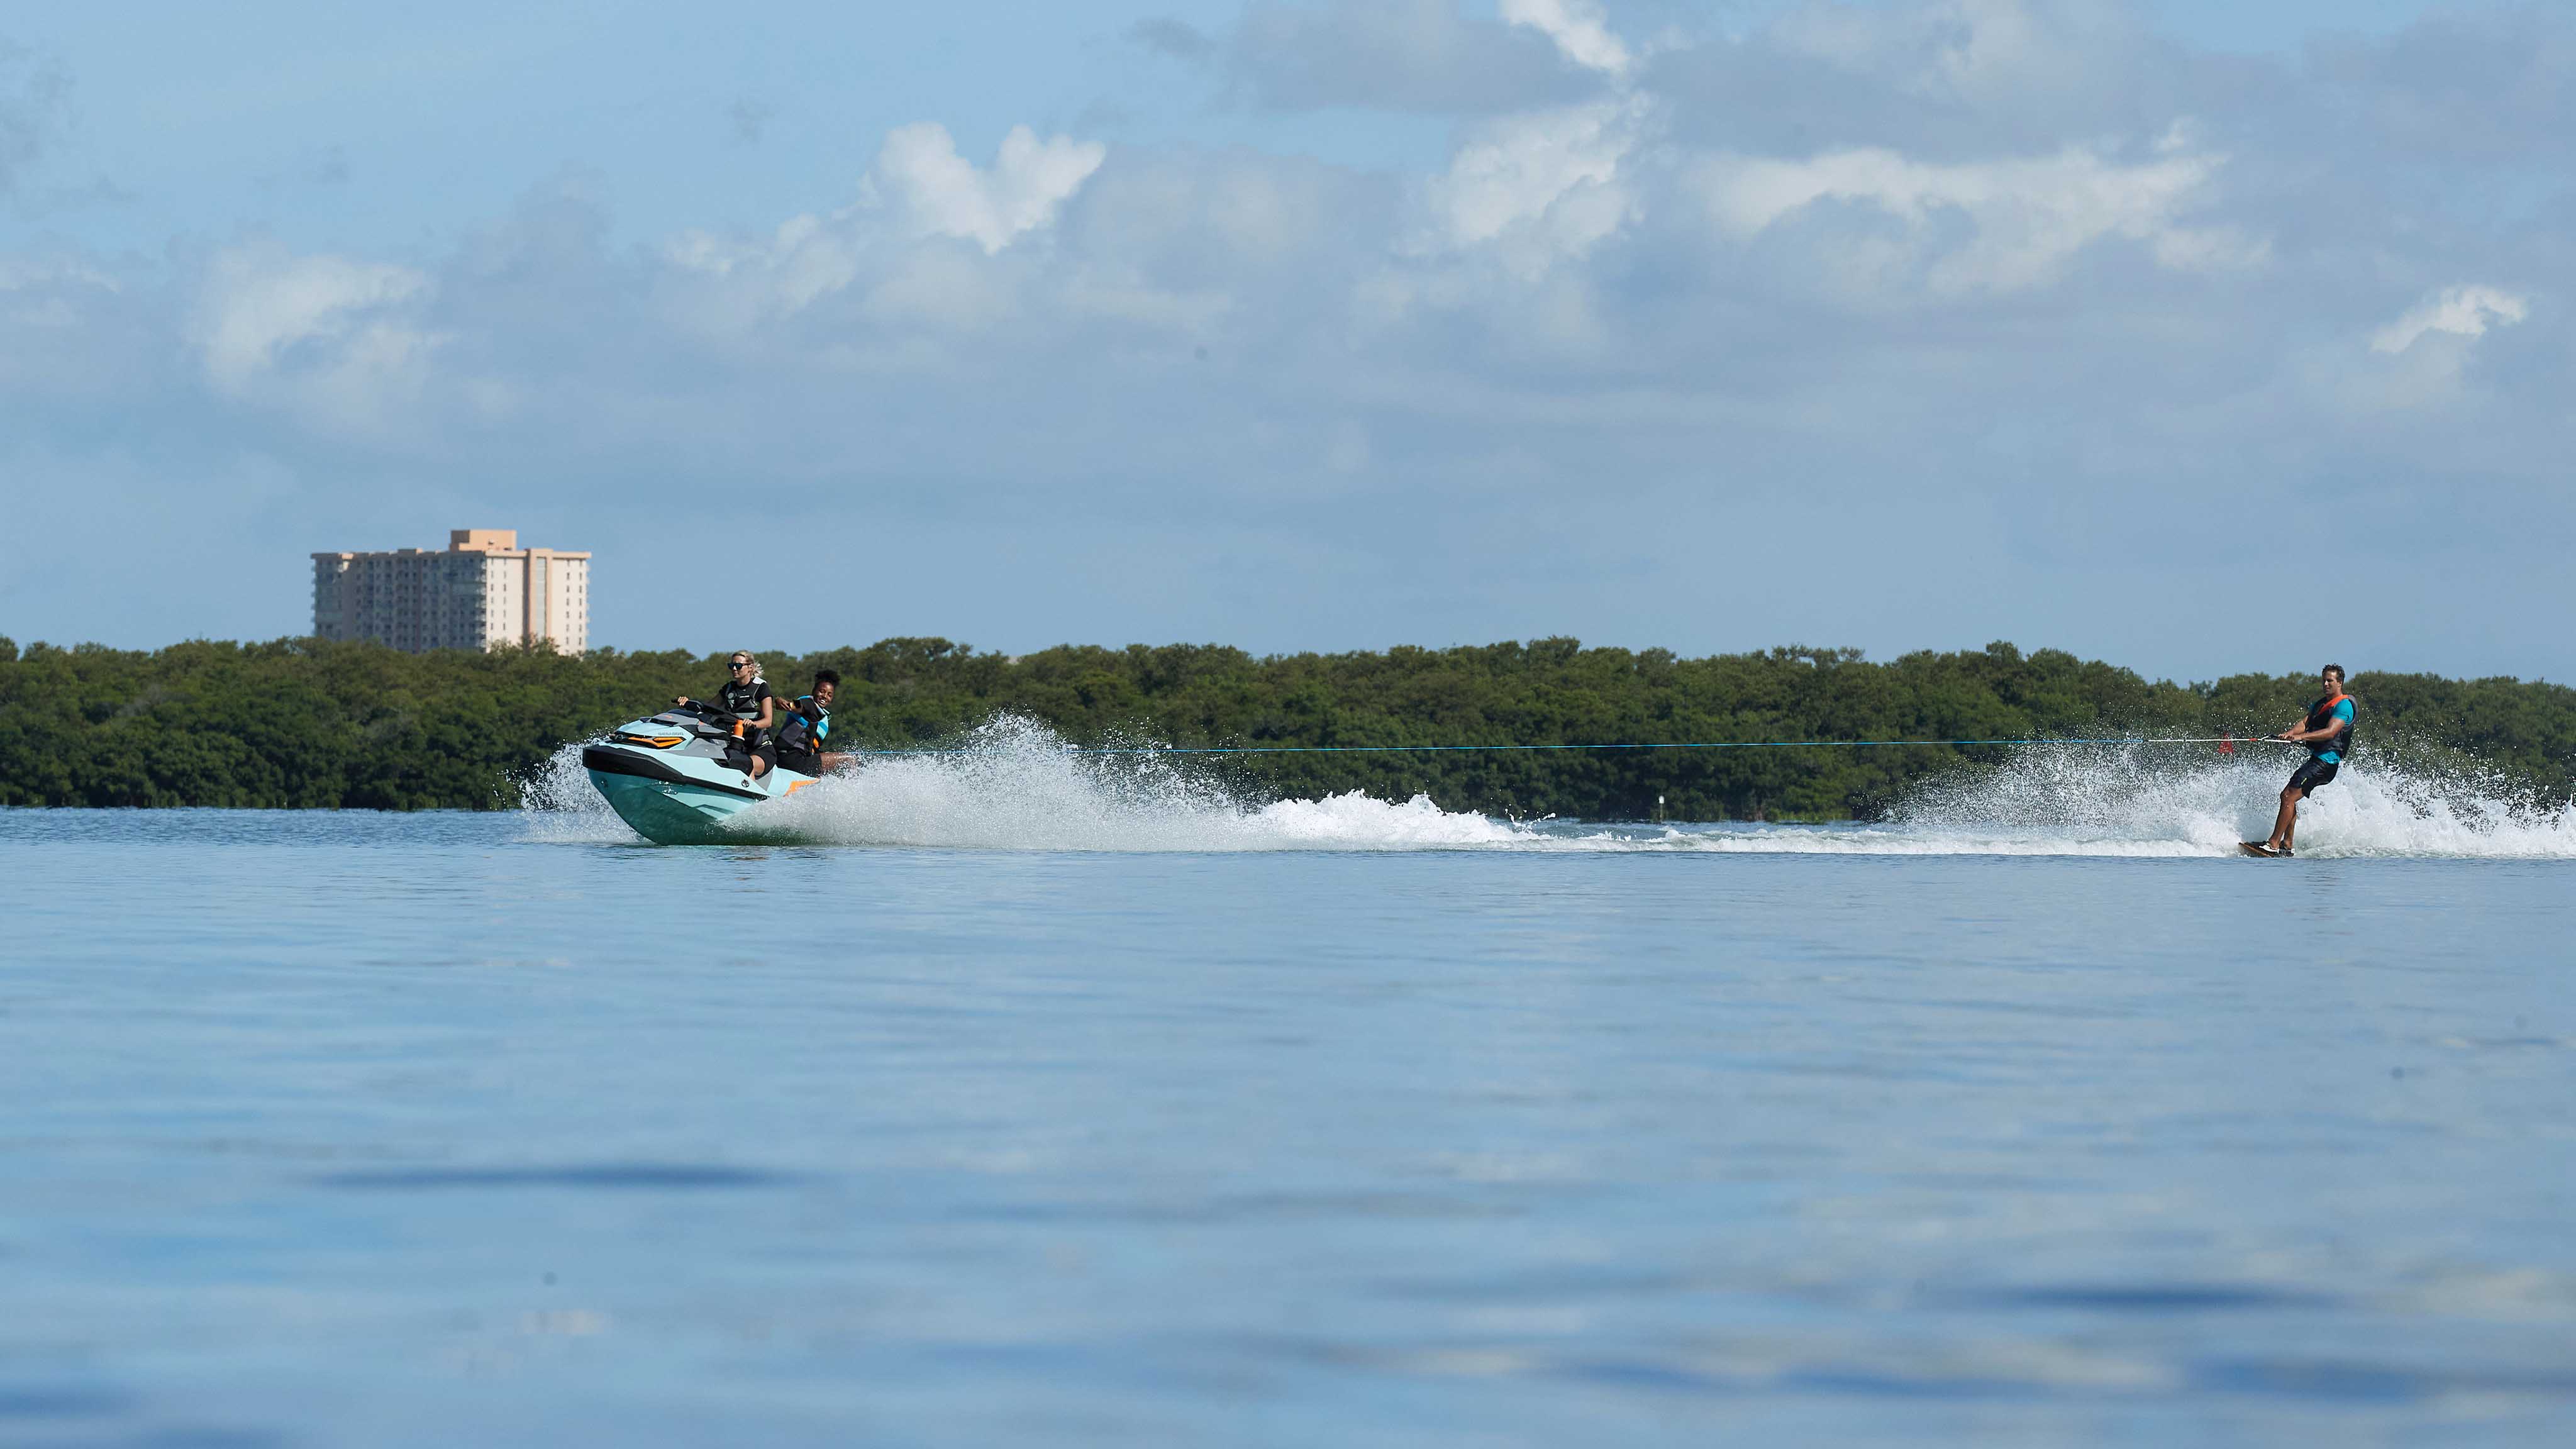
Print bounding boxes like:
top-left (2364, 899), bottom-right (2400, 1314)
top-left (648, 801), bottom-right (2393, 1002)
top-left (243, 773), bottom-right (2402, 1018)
top-left (518, 717), bottom-right (2576, 858)
top-left (1880, 744), bottom-right (2576, 858)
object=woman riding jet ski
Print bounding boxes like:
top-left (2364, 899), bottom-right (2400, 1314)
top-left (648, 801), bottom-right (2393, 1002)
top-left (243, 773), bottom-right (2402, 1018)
top-left (581, 652), bottom-right (819, 843)
top-left (677, 653), bottom-right (778, 780)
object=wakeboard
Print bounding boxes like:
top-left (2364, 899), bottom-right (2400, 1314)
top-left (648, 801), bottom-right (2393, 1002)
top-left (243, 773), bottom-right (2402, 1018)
top-left (2239, 841), bottom-right (2285, 858)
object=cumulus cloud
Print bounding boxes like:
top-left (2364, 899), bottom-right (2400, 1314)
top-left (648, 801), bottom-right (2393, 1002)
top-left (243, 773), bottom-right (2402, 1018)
top-left (2369, 284), bottom-right (2530, 354)
top-left (1414, 97), bottom-right (1645, 277)
top-left (1390, 0), bottom-right (1650, 282)
top-left (191, 243), bottom-right (441, 430)
top-left (868, 123), bottom-right (1106, 255)
top-left (1694, 136), bottom-right (2257, 296)
top-left (660, 119), bottom-right (1106, 336)
top-left (1500, 0), bottom-right (1633, 81)
top-left (665, 212), bottom-right (864, 322)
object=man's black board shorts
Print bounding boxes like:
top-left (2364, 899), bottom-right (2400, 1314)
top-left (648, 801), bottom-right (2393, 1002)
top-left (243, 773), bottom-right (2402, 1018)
top-left (2287, 757), bottom-right (2340, 796)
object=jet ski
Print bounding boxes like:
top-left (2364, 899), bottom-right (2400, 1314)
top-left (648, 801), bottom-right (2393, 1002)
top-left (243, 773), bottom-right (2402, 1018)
top-left (581, 702), bottom-right (818, 844)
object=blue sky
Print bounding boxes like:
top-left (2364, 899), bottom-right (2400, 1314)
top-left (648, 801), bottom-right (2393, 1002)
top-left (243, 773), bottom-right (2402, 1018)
top-left (3, 1), bottom-right (2567, 682)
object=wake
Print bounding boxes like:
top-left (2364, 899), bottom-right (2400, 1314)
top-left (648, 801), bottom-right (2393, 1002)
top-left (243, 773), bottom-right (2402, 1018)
top-left (518, 716), bottom-right (2576, 858)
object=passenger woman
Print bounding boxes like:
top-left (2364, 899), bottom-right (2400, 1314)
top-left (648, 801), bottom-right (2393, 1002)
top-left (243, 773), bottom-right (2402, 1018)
top-left (774, 670), bottom-right (847, 778)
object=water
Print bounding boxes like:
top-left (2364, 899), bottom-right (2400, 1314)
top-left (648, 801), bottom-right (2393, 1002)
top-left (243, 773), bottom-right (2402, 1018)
top-left (6, 735), bottom-right (2574, 1445)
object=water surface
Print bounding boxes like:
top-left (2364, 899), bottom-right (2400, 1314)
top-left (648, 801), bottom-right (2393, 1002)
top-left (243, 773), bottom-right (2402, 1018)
top-left (4, 791), bottom-right (2572, 1446)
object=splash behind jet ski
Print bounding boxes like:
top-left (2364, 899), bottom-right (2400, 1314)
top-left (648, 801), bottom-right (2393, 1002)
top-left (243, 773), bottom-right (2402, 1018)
top-left (582, 702), bottom-right (818, 844)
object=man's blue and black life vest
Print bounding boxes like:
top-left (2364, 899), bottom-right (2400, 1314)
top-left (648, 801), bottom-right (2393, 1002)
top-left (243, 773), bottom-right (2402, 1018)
top-left (2303, 692), bottom-right (2355, 763)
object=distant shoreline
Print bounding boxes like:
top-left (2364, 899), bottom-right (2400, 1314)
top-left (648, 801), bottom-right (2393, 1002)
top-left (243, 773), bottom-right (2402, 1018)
top-left (2, 636), bottom-right (2568, 816)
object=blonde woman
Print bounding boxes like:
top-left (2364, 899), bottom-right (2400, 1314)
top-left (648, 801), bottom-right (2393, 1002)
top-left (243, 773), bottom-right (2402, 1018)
top-left (676, 652), bottom-right (779, 780)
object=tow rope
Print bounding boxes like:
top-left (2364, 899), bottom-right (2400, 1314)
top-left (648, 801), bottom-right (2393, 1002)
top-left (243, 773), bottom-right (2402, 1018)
top-left (848, 736), bottom-right (2297, 758)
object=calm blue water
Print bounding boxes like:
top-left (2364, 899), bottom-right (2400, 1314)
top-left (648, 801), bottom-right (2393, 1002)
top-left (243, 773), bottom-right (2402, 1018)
top-left (4, 804), bottom-right (2573, 1446)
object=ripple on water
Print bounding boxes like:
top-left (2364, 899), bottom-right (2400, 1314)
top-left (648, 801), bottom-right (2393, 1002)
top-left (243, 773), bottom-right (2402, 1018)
top-left (314, 1163), bottom-right (796, 1192)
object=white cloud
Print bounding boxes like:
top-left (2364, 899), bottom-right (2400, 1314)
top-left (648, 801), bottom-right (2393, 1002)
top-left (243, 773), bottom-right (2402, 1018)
top-left (1414, 98), bottom-right (1646, 279)
top-left (869, 123), bottom-right (1107, 255)
top-left (1694, 140), bottom-right (2256, 296)
top-left (1500, 0), bottom-right (1633, 81)
top-left (661, 121), bottom-right (1108, 335)
top-left (860, 245), bottom-right (1016, 333)
top-left (665, 211), bottom-right (865, 323)
top-left (2369, 284), bottom-right (2529, 355)
top-left (192, 244), bottom-right (440, 426)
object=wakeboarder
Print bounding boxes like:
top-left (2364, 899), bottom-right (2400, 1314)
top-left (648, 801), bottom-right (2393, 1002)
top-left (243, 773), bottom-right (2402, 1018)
top-left (2245, 665), bottom-right (2355, 858)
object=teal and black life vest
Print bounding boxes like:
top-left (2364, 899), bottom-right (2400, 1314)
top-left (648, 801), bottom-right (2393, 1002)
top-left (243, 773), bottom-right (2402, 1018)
top-left (2303, 692), bottom-right (2355, 762)
top-left (777, 696), bottom-right (830, 758)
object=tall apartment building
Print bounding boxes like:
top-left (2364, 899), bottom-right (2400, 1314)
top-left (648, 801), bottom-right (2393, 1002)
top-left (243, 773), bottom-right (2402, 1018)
top-left (311, 530), bottom-right (591, 653)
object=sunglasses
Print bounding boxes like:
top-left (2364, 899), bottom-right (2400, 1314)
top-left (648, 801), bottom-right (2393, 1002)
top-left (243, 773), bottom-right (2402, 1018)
top-left (730, 661), bottom-right (753, 669)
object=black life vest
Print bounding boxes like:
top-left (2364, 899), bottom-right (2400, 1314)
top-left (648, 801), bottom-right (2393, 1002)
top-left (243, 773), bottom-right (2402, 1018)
top-left (2303, 693), bottom-right (2354, 760)
top-left (716, 677), bottom-right (770, 723)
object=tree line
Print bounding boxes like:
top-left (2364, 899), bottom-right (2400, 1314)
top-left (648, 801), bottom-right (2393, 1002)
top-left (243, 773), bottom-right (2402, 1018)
top-left (1, 633), bottom-right (2569, 818)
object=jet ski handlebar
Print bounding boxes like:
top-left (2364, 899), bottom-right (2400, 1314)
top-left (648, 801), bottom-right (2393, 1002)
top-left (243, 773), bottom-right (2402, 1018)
top-left (658, 701), bottom-right (741, 734)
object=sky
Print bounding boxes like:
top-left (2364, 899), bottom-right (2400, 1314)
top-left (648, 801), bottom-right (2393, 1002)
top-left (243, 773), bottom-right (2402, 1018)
top-left (1, 0), bottom-right (2567, 683)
